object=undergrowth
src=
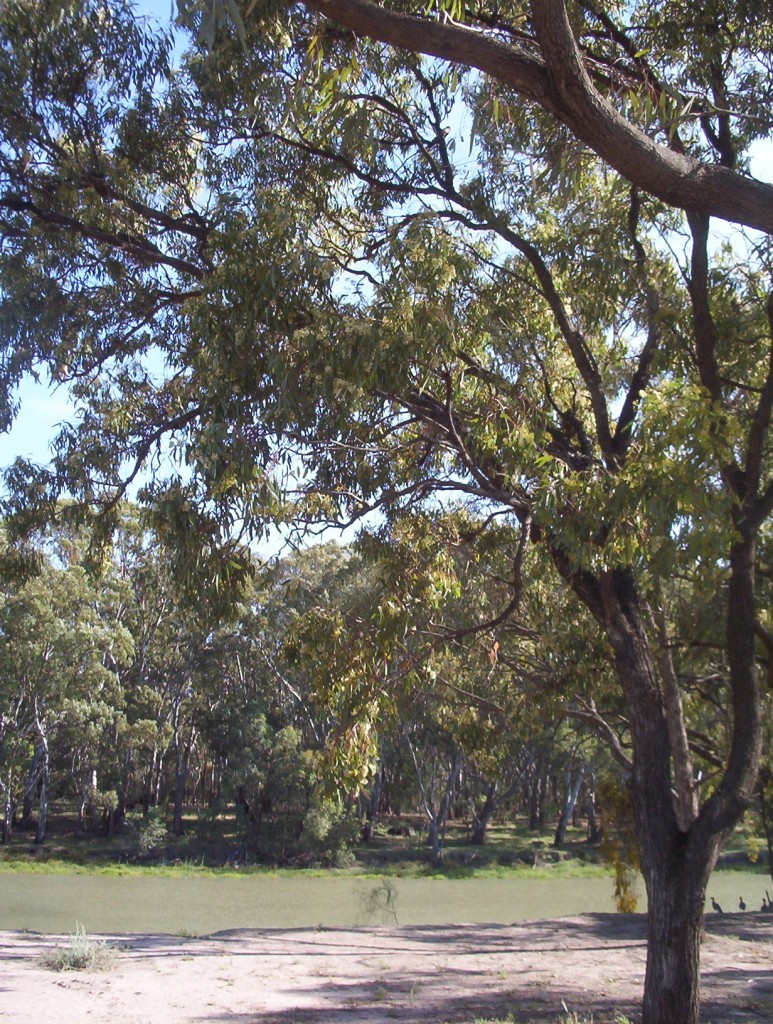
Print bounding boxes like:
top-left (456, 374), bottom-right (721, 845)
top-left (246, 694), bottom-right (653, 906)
top-left (38, 923), bottom-right (116, 972)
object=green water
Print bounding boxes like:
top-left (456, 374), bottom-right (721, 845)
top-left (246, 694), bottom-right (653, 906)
top-left (0, 871), bottom-right (767, 935)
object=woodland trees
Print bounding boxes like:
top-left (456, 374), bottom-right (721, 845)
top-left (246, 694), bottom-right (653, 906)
top-left (1, 3), bottom-right (772, 1022)
top-left (0, 532), bottom-right (133, 843)
top-left (0, 527), bottom-right (605, 864)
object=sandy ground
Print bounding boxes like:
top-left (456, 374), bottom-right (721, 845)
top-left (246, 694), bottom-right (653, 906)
top-left (1, 914), bottom-right (772, 1024)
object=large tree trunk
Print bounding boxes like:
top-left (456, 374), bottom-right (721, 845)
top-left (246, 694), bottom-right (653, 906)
top-left (641, 840), bottom-right (716, 1024)
top-left (594, 555), bottom-right (760, 1024)
top-left (599, 568), bottom-right (701, 1024)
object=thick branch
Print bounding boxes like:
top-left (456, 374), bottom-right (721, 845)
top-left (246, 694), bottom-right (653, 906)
top-left (647, 601), bottom-right (699, 831)
top-left (529, 0), bottom-right (773, 232)
top-left (686, 214), bottom-right (723, 402)
top-left (300, 0), bottom-right (773, 234)
top-left (745, 293), bottom-right (773, 504)
top-left (612, 188), bottom-right (661, 460)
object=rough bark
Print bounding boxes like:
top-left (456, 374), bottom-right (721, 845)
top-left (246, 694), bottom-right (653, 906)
top-left (583, 556), bottom-right (763, 1024)
top-left (597, 570), bottom-right (702, 1024)
top-left (642, 849), bottom-right (712, 1024)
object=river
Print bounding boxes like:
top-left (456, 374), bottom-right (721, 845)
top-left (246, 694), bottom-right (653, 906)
top-left (0, 870), bottom-right (768, 934)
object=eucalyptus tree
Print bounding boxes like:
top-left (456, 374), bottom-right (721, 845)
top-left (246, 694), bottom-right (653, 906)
top-left (249, 541), bottom-right (376, 748)
top-left (113, 518), bottom-right (254, 832)
top-left (0, 545), bottom-right (133, 842)
top-left (1, 3), bottom-right (773, 1022)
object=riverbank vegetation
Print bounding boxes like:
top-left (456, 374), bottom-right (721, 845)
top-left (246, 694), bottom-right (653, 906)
top-left (0, 525), bottom-right (631, 873)
top-left (0, 526), bottom-right (767, 887)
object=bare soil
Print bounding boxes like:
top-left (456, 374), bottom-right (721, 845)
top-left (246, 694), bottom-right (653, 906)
top-left (1, 914), bottom-right (772, 1024)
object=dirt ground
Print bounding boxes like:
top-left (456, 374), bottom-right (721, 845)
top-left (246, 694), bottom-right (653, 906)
top-left (1, 914), bottom-right (772, 1024)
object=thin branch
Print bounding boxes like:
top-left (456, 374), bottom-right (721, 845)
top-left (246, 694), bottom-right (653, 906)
top-left (564, 700), bottom-right (633, 772)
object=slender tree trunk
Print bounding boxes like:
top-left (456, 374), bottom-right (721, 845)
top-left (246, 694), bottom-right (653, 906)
top-left (153, 749), bottom-right (165, 806)
top-left (32, 710), bottom-right (50, 846)
top-left (173, 726), bottom-right (194, 836)
top-left (1, 773), bottom-right (12, 845)
top-left (145, 748), bottom-right (158, 814)
top-left (429, 751), bottom-right (462, 867)
top-left (528, 764), bottom-right (546, 831)
top-left (407, 735), bottom-right (461, 869)
top-left (21, 745), bottom-right (42, 829)
top-left (35, 761), bottom-right (48, 845)
top-left (471, 780), bottom-right (498, 845)
top-left (586, 772), bottom-right (601, 844)
top-left (362, 762), bottom-right (383, 842)
top-left (2, 798), bottom-right (11, 844)
top-left (554, 761), bottom-right (585, 847)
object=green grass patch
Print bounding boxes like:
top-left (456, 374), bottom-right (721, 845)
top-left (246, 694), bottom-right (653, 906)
top-left (5, 803), bottom-right (763, 881)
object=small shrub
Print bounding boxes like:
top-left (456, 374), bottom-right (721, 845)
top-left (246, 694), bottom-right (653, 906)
top-left (39, 923), bottom-right (115, 972)
top-left (136, 808), bottom-right (168, 857)
top-left (302, 800), bottom-right (360, 867)
top-left (558, 1004), bottom-right (594, 1024)
top-left (357, 878), bottom-right (399, 925)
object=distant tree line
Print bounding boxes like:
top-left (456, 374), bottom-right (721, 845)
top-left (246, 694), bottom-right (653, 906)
top-left (0, 511), bottom-right (610, 864)
top-left (1, 509), bottom-right (766, 875)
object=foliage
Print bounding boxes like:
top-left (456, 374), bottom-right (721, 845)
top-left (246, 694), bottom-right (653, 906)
top-left (301, 797), bottom-right (361, 866)
top-left (135, 808), bottom-right (169, 858)
top-left (599, 779), bottom-right (641, 914)
top-left (356, 877), bottom-right (399, 924)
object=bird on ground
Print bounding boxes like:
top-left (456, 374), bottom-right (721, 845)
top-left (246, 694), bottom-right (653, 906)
top-left (739, 896), bottom-right (746, 911)
top-left (711, 897), bottom-right (724, 914)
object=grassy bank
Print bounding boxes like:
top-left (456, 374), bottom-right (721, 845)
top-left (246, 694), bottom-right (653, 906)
top-left (0, 803), bottom-right (765, 882)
